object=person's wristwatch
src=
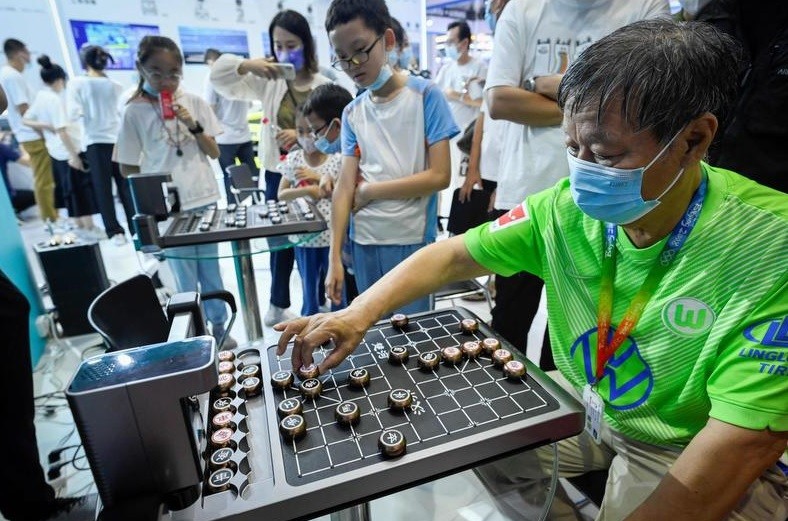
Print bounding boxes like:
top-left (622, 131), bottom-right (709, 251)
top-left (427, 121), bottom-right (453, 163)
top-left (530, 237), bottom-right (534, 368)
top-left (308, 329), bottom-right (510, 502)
top-left (188, 121), bottom-right (204, 135)
top-left (523, 77), bottom-right (537, 92)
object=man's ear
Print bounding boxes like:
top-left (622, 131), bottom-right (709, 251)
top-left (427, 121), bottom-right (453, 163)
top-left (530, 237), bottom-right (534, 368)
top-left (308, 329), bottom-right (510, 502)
top-left (680, 112), bottom-right (717, 167)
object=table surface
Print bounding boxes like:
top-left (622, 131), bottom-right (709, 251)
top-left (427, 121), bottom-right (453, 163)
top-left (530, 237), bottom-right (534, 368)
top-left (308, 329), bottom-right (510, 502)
top-left (170, 307), bottom-right (583, 521)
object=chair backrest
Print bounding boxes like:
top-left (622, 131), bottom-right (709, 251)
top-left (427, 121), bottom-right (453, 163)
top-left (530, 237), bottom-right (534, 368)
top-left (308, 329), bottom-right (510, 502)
top-left (226, 164), bottom-right (259, 190)
top-left (87, 274), bottom-right (170, 352)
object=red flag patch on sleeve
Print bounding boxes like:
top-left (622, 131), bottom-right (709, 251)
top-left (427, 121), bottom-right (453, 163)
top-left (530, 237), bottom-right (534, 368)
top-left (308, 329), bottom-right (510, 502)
top-left (490, 203), bottom-right (529, 232)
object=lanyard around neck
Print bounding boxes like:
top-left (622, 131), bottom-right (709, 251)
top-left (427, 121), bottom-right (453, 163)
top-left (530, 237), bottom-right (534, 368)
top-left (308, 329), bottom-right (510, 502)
top-left (594, 176), bottom-right (707, 384)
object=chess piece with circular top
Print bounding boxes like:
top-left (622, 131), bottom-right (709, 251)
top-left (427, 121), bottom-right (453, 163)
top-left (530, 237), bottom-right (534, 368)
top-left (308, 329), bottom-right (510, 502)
top-left (390, 313), bottom-right (409, 328)
top-left (335, 401), bottom-right (361, 426)
top-left (441, 346), bottom-right (463, 365)
top-left (299, 378), bottom-right (323, 398)
top-left (378, 429), bottom-right (406, 457)
top-left (347, 368), bottom-right (370, 388)
top-left (492, 348), bottom-right (514, 367)
top-left (297, 363), bottom-right (319, 380)
top-left (417, 351), bottom-right (440, 371)
top-left (278, 397), bottom-right (303, 418)
top-left (503, 360), bottom-right (527, 379)
top-left (387, 389), bottom-right (413, 411)
top-left (271, 370), bottom-right (294, 390)
top-left (481, 337), bottom-right (501, 356)
top-left (279, 414), bottom-right (307, 440)
top-left (388, 345), bottom-right (409, 364)
top-left (461, 341), bottom-right (482, 359)
top-left (460, 318), bottom-right (479, 334)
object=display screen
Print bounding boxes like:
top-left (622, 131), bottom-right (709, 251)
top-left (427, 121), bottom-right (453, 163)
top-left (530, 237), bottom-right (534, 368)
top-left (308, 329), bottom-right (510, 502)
top-left (178, 26), bottom-right (250, 63)
top-left (70, 19), bottom-right (160, 70)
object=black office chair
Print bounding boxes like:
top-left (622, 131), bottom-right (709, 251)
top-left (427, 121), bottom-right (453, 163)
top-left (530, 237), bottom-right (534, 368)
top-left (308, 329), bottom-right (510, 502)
top-left (88, 274), bottom-right (237, 352)
top-left (226, 164), bottom-right (265, 205)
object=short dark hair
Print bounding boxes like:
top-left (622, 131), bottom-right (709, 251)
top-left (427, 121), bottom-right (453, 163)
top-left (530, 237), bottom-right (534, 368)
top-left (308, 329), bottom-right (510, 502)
top-left (204, 48), bottom-right (221, 63)
top-left (390, 17), bottom-right (405, 50)
top-left (325, 0), bottom-right (391, 35)
top-left (302, 83), bottom-right (354, 123)
top-left (37, 55), bottom-right (67, 85)
top-left (270, 10), bottom-right (318, 74)
top-left (3, 38), bottom-right (26, 57)
top-left (448, 21), bottom-right (471, 44)
top-left (558, 19), bottom-right (741, 144)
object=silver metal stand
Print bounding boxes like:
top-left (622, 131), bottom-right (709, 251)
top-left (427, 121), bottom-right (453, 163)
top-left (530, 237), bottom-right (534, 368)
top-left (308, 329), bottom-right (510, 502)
top-left (330, 503), bottom-right (371, 521)
top-left (231, 239), bottom-right (263, 341)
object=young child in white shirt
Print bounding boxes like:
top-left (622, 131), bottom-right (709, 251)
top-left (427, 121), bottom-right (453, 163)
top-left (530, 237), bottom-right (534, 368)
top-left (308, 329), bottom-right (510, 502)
top-left (114, 35), bottom-right (236, 347)
top-left (277, 105), bottom-right (342, 316)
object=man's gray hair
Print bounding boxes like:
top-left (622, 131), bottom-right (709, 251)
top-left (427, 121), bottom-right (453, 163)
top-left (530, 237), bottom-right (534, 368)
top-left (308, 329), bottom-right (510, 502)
top-left (557, 19), bottom-right (741, 143)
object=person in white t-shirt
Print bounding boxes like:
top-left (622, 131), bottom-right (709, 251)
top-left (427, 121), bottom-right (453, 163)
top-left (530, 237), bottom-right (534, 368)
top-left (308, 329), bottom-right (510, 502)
top-left (434, 21), bottom-right (487, 216)
top-left (23, 55), bottom-right (98, 233)
top-left (482, 0), bottom-right (669, 365)
top-left (435, 21), bottom-right (487, 133)
top-left (210, 9), bottom-right (332, 327)
top-left (0, 38), bottom-right (57, 222)
top-left (115, 35), bottom-right (236, 348)
top-left (203, 48), bottom-right (256, 201)
top-left (69, 45), bottom-right (135, 245)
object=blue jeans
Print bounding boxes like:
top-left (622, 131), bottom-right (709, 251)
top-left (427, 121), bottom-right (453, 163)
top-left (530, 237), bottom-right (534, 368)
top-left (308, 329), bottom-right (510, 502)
top-left (294, 246), bottom-right (346, 316)
top-left (351, 241), bottom-right (431, 315)
top-left (166, 242), bottom-right (228, 327)
top-left (265, 170), bottom-right (294, 308)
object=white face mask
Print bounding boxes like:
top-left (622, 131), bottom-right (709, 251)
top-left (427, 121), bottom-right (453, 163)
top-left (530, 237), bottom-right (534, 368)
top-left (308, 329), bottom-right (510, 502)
top-left (297, 135), bottom-right (318, 154)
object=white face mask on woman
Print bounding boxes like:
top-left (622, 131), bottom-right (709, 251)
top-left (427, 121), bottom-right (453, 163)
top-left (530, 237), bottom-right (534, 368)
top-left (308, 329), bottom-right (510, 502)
top-left (297, 135), bottom-right (318, 154)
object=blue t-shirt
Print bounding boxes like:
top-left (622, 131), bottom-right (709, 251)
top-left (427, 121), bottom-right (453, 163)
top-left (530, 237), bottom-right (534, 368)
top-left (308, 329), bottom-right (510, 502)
top-left (341, 75), bottom-right (459, 245)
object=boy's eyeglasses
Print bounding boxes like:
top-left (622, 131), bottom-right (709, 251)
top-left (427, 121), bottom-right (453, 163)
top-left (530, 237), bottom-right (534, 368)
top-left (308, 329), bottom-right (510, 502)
top-left (309, 122), bottom-right (329, 140)
top-left (331, 34), bottom-right (384, 71)
top-left (141, 67), bottom-right (183, 82)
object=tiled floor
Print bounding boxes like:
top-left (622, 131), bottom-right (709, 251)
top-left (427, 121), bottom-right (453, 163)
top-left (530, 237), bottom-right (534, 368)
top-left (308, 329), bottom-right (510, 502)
top-left (12, 196), bottom-right (597, 521)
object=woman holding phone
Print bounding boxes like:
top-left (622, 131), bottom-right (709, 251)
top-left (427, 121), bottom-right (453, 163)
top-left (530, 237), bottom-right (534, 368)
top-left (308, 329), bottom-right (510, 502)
top-left (211, 9), bottom-right (331, 327)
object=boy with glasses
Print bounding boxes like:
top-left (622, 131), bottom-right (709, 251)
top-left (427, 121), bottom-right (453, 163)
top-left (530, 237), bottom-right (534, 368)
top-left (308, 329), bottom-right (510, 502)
top-left (318, 0), bottom-right (459, 315)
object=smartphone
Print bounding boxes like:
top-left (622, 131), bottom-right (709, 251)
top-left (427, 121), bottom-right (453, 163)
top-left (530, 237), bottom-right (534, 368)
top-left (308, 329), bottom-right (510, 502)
top-left (159, 90), bottom-right (176, 120)
top-left (274, 62), bottom-right (296, 81)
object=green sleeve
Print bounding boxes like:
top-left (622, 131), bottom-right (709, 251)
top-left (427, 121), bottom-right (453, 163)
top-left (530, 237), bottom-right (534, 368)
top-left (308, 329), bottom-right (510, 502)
top-left (464, 186), bottom-right (556, 278)
top-left (707, 274), bottom-right (788, 431)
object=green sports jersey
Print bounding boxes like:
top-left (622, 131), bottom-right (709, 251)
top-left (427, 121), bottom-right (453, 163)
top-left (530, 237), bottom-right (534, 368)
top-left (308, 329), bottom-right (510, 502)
top-left (465, 164), bottom-right (788, 446)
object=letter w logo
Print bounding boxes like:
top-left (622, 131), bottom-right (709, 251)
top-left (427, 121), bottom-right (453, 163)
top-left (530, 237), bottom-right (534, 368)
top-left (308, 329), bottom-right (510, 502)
top-left (672, 304), bottom-right (707, 330)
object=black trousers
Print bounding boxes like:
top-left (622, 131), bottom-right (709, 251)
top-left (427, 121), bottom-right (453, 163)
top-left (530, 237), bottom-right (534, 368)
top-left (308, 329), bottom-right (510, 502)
top-left (217, 141), bottom-right (257, 203)
top-left (85, 143), bottom-right (135, 237)
top-left (50, 154), bottom-right (97, 218)
top-left (0, 270), bottom-right (55, 520)
top-left (488, 209), bottom-right (554, 371)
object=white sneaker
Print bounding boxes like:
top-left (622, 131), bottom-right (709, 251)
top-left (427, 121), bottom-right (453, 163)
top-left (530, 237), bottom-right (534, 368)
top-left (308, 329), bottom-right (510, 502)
top-left (111, 233), bottom-right (128, 246)
top-left (264, 305), bottom-right (297, 327)
top-left (318, 303), bottom-right (331, 314)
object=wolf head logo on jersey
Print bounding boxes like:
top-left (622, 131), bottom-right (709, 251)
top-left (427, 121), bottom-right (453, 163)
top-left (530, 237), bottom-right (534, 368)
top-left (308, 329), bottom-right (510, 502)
top-left (570, 327), bottom-right (654, 410)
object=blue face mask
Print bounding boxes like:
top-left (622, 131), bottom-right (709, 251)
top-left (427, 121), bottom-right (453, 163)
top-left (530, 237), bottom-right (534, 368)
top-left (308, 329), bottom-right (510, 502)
top-left (314, 120), bottom-right (341, 154)
top-left (485, 9), bottom-right (497, 32)
top-left (567, 130), bottom-right (684, 225)
top-left (142, 80), bottom-right (159, 96)
top-left (399, 47), bottom-right (413, 69)
top-left (445, 45), bottom-right (460, 61)
top-left (365, 63), bottom-right (393, 91)
top-left (388, 50), bottom-right (400, 67)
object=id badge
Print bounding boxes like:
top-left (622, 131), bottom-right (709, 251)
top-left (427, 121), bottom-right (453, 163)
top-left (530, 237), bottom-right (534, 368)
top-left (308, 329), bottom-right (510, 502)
top-left (582, 384), bottom-right (604, 444)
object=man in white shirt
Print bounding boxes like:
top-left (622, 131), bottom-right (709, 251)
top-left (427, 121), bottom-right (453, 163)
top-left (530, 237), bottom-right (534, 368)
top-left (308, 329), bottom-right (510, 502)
top-left (435, 21), bottom-right (487, 210)
top-left (483, 0), bottom-right (669, 368)
top-left (203, 48), bottom-right (256, 201)
top-left (0, 38), bottom-right (57, 222)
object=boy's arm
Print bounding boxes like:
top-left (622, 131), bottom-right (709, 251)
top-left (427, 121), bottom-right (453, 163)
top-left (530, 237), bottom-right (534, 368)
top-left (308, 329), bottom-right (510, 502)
top-left (353, 139), bottom-right (450, 209)
top-left (325, 155), bottom-right (358, 304)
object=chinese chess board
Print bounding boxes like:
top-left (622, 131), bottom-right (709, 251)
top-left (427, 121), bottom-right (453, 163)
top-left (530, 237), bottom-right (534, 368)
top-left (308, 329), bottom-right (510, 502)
top-left (267, 307), bottom-right (575, 486)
